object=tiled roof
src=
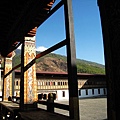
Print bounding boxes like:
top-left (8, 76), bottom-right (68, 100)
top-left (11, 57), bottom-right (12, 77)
top-left (15, 70), bottom-right (105, 78)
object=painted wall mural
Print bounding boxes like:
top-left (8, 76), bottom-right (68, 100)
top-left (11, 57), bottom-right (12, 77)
top-left (4, 58), bottom-right (12, 101)
top-left (24, 37), bottom-right (37, 104)
top-left (27, 57), bottom-right (34, 103)
top-left (5, 76), bottom-right (10, 98)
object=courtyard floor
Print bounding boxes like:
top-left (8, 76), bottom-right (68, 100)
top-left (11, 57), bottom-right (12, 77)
top-left (38, 97), bottom-right (107, 120)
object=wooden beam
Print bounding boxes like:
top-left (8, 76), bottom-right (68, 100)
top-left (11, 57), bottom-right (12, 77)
top-left (2, 58), bottom-right (6, 101)
top-left (63, 0), bottom-right (80, 119)
top-left (98, 0), bottom-right (120, 119)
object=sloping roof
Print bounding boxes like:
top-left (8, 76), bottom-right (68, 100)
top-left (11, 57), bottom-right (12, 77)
top-left (13, 70), bottom-right (106, 79)
top-left (0, 0), bottom-right (55, 57)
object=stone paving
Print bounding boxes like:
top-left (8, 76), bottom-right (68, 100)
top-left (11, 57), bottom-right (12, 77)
top-left (38, 97), bottom-right (107, 120)
top-left (0, 97), bottom-right (107, 120)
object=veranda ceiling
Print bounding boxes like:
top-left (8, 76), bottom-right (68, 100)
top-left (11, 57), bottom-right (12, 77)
top-left (0, 0), bottom-right (55, 57)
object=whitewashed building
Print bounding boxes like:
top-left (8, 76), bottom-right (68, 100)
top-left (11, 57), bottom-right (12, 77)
top-left (0, 70), bottom-right (107, 101)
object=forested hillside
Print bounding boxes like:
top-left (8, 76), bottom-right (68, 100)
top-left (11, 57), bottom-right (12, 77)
top-left (12, 49), bottom-right (105, 74)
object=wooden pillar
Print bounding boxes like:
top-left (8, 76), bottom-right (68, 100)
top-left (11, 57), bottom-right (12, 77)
top-left (20, 36), bottom-right (37, 110)
top-left (0, 58), bottom-right (2, 99)
top-left (98, 0), bottom-right (120, 119)
top-left (12, 56), bottom-right (15, 97)
top-left (63, 0), bottom-right (79, 119)
top-left (20, 40), bottom-right (25, 110)
top-left (3, 57), bottom-right (12, 101)
top-left (2, 58), bottom-right (5, 101)
top-left (24, 36), bottom-right (37, 104)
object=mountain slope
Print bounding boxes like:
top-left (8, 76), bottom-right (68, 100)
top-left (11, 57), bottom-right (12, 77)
top-left (13, 49), bottom-right (105, 74)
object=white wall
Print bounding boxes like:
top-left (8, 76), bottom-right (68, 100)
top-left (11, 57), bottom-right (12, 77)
top-left (55, 88), bottom-right (107, 100)
top-left (79, 88), bottom-right (107, 98)
top-left (57, 90), bottom-right (69, 100)
top-left (0, 88), bottom-right (107, 101)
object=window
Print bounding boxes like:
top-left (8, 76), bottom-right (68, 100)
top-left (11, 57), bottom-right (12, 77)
top-left (48, 82), bottom-right (50, 85)
top-left (62, 91), bottom-right (65, 97)
top-left (92, 89), bottom-right (94, 95)
top-left (98, 89), bottom-right (100, 94)
top-left (16, 81), bottom-right (18, 86)
top-left (86, 89), bottom-right (88, 95)
top-left (103, 88), bottom-right (106, 95)
top-left (53, 82), bottom-right (55, 85)
top-left (65, 82), bottom-right (67, 85)
top-left (58, 82), bottom-right (60, 85)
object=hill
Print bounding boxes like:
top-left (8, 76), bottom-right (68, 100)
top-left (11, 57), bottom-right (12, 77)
top-left (13, 49), bottom-right (105, 74)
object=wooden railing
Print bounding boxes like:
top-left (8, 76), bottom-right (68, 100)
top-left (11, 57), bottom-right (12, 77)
top-left (38, 100), bottom-right (69, 112)
top-left (0, 95), bottom-right (69, 114)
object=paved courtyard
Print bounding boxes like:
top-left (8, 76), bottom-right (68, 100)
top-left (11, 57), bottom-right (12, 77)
top-left (38, 97), bottom-right (107, 120)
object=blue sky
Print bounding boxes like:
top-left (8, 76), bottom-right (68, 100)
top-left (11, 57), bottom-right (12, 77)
top-left (35, 0), bottom-right (105, 65)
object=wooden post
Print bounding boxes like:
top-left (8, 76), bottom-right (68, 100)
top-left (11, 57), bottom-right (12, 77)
top-left (98, 0), bottom-right (120, 119)
top-left (63, 0), bottom-right (80, 119)
top-left (47, 93), bottom-right (54, 113)
top-left (0, 58), bottom-right (2, 100)
top-left (20, 40), bottom-right (25, 111)
top-left (2, 58), bottom-right (5, 101)
top-left (24, 36), bottom-right (37, 104)
top-left (12, 56), bottom-right (15, 97)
